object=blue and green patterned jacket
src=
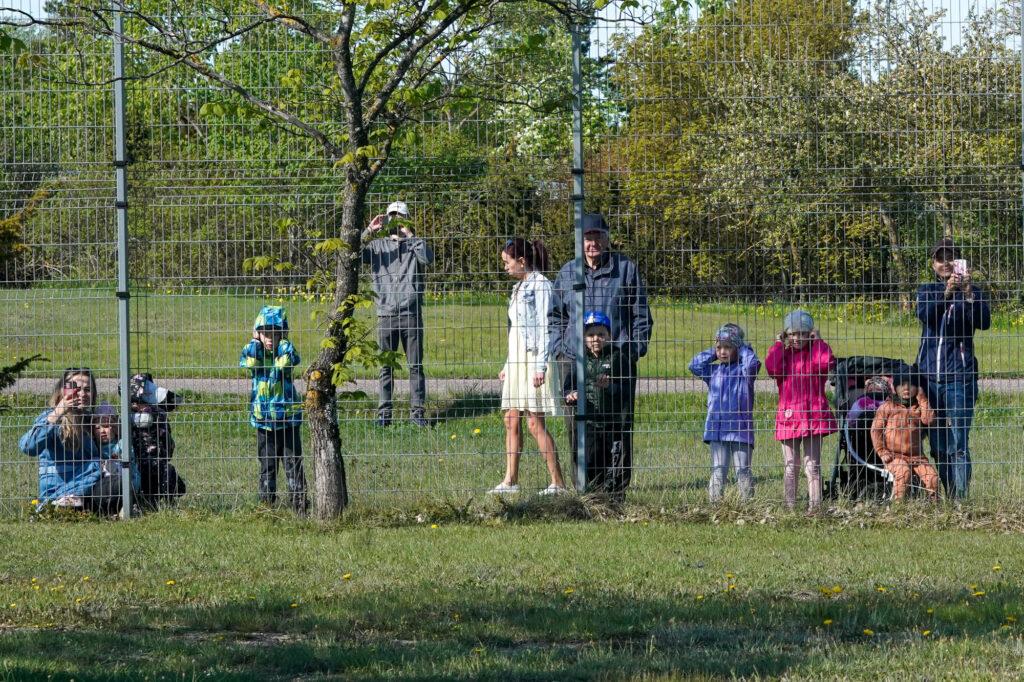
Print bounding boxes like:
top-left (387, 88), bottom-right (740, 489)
top-left (240, 306), bottom-right (303, 430)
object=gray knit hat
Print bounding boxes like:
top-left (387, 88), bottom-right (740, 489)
top-left (783, 309), bottom-right (814, 333)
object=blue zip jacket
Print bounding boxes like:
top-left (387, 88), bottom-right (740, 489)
top-left (549, 252), bottom-right (653, 361)
top-left (19, 410), bottom-right (103, 503)
top-left (689, 345), bottom-right (761, 445)
top-left (240, 338), bottom-right (303, 429)
top-left (915, 282), bottom-right (991, 381)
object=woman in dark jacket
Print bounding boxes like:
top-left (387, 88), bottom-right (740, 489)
top-left (915, 238), bottom-right (991, 499)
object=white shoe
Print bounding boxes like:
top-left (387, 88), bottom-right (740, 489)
top-left (538, 484), bottom-right (567, 496)
top-left (53, 495), bottom-right (84, 508)
top-left (487, 482), bottom-right (520, 495)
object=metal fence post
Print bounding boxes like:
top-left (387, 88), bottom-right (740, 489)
top-left (571, 2), bottom-right (587, 491)
top-left (113, 3), bottom-right (133, 519)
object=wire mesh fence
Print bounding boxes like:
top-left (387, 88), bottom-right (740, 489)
top-left (1, 0), bottom-right (1022, 517)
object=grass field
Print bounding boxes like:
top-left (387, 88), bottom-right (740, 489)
top-left (4, 290), bottom-right (1024, 379)
top-left (3, 390), bottom-right (1023, 516)
top-left (0, 515), bottom-right (1022, 680)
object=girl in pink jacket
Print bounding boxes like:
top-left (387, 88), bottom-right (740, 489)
top-left (765, 309), bottom-right (837, 511)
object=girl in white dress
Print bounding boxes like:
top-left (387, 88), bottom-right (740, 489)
top-left (489, 238), bottom-right (567, 495)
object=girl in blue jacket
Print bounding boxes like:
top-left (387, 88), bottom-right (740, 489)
top-left (19, 368), bottom-right (118, 511)
top-left (689, 325), bottom-right (761, 502)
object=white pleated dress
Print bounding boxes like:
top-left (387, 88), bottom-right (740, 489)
top-left (500, 274), bottom-right (562, 416)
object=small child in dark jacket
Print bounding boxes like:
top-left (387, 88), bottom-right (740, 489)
top-left (689, 324), bottom-right (761, 502)
top-left (126, 373), bottom-right (186, 509)
top-left (563, 311), bottom-right (633, 498)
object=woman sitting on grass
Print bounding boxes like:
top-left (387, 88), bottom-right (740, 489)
top-left (19, 367), bottom-right (121, 513)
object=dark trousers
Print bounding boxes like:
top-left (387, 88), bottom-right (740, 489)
top-left (84, 473), bottom-right (122, 516)
top-left (256, 424), bottom-right (307, 510)
top-left (378, 312), bottom-right (426, 418)
top-left (137, 458), bottom-right (186, 509)
top-left (558, 355), bottom-right (637, 498)
top-left (926, 377), bottom-right (978, 499)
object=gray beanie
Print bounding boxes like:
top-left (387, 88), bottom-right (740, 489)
top-left (783, 309), bottom-right (814, 333)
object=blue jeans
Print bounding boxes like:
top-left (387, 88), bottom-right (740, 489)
top-left (709, 441), bottom-right (753, 502)
top-left (926, 377), bottom-right (978, 499)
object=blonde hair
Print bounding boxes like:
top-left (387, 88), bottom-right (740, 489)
top-left (48, 368), bottom-right (98, 451)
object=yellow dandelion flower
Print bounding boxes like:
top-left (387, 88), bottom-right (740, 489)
top-left (1006, 615), bottom-right (1017, 623)
top-left (862, 628), bottom-right (874, 636)
top-left (927, 608), bottom-right (934, 614)
top-left (81, 576), bottom-right (90, 582)
top-left (450, 434), bottom-right (457, 440)
top-left (993, 565), bottom-right (1002, 572)
top-left (876, 586), bottom-right (887, 593)
top-left (973, 590), bottom-right (986, 597)
top-left (75, 598), bottom-right (82, 604)
top-left (165, 580), bottom-right (176, 586)
top-left (823, 619), bottom-right (833, 626)
top-left (727, 584), bottom-right (736, 591)
top-left (831, 585), bottom-right (843, 594)
top-left (290, 603), bottom-right (298, 608)
top-left (695, 594), bottom-right (705, 601)
top-left (30, 499), bottom-right (39, 506)
top-left (922, 630), bottom-right (932, 636)
top-left (473, 428), bottom-right (481, 435)
top-left (725, 573), bottom-right (735, 580)
top-left (8, 604), bottom-right (15, 608)
top-left (342, 573), bottom-right (352, 581)
top-left (32, 585), bottom-right (40, 591)
top-left (563, 587), bottom-right (575, 595)
top-left (430, 523), bottom-right (439, 529)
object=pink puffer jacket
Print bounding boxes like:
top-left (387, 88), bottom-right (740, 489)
top-left (765, 339), bottom-right (838, 441)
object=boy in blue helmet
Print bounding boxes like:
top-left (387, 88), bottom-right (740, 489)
top-left (239, 305), bottom-right (307, 514)
top-left (562, 310), bottom-right (634, 499)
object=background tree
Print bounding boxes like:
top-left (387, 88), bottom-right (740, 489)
top-left (3, 0), bottom-right (590, 519)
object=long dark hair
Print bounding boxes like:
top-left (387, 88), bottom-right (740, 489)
top-left (502, 237), bottom-right (550, 272)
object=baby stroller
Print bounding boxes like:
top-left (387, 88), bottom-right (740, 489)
top-left (826, 356), bottom-right (927, 501)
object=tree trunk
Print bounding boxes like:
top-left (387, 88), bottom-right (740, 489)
top-left (304, 180), bottom-right (367, 519)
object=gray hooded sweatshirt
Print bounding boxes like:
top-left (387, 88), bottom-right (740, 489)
top-left (361, 230), bottom-right (434, 316)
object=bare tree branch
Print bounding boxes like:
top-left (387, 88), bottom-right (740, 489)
top-left (363, 0), bottom-right (482, 127)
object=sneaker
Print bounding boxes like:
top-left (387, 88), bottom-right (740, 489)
top-left (410, 414), bottom-right (430, 427)
top-left (53, 495), bottom-right (84, 508)
top-left (538, 484), bottom-right (567, 497)
top-left (487, 482), bottom-right (520, 495)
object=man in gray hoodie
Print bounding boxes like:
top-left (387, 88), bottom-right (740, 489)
top-left (362, 201), bottom-right (434, 426)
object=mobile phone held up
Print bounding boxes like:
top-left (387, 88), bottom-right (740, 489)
top-left (952, 259), bottom-right (968, 277)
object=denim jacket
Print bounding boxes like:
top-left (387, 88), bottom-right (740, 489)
top-left (506, 272), bottom-right (553, 374)
top-left (19, 411), bottom-right (104, 503)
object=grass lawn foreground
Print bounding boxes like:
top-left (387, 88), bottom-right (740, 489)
top-left (0, 515), bottom-right (1022, 680)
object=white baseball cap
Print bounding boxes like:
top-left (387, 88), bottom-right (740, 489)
top-left (386, 201), bottom-right (409, 217)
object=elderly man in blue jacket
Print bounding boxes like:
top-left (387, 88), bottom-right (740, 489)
top-left (549, 213), bottom-right (653, 498)
top-left (915, 238), bottom-right (991, 499)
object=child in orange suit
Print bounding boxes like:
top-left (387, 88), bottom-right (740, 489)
top-left (870, 369), bottom-right (940, 500)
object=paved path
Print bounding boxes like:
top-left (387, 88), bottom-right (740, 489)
top-left (14, 377), bottom-right (1024, 396)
